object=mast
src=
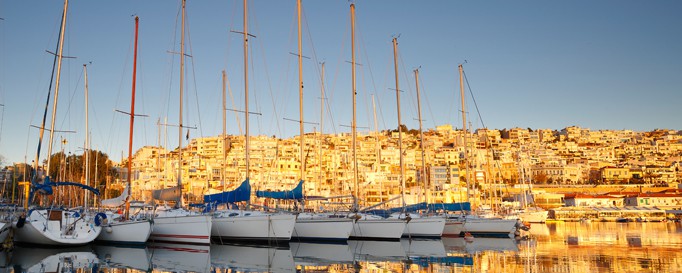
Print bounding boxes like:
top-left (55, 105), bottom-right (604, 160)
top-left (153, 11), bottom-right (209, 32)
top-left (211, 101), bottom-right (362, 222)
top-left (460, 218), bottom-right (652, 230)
top-left (45, 0), bottom-right (69, 179)
top-left (414, 68), bottom-right (428, 204)
top-left (125, 16), bottom-right (140, 219)
top-left (371, 94), bottom-right (381, 202)
top-left (83, 63), bottom-right (90, 208)
top-left (459, 64), bottom-right (470, 203)
top-left (392, 37), bottom-right (405, 208)
top-left (350, 3), bottom-right (359, 210)
top-left (176, 0), bottom-right (186, 207)
top-left (243, 0), bottom-right (250, 182)
top-left (222, 70), bottom-right (226, 187)
top-left (297, 0), bottom-right (305, 184)
top-left (318, 62), bottom-right (325, 190)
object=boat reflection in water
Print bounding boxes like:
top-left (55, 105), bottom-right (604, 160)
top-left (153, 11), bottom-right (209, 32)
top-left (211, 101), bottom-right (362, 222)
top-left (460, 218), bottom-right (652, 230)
top-left (348, 240), bottom-right (406, 262)
top-left (6, 222), bottom-right (681, 272)
top-left (210, 243), bottom-right (295, 273)
top-left (149, 243), bottom-right (210, 273)
top-left (94, 244), bottom-right (152, 272)
top-left (401, 238), bottom-right (446, 258)
top-left (11, 245), bottom-right (99, 272)
top-left (290, 242), bottom-right (354, 266)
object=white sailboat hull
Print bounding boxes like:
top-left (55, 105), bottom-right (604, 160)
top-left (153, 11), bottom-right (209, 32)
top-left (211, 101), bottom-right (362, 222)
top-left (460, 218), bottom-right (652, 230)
top-left (150, 214), bottom-right (212, 245)
top-left (518, 210), bottom-right (549, 223)
top-left (349, 216), bottom-right (406, 241)
top-left (292, 214), bottom-right (353, 241)
top-left (443, 218), bottom-right (465, 237)
top-left (13, 209), bottom-right (102, 246)
top-left (401, 216), bottom-right (445, 238)
top-left (97, 218), bottom-right (153, 245)
top-left (212, 211), bottom-right (296, 242)
top-left (462, 217), bottom-right (517, 237)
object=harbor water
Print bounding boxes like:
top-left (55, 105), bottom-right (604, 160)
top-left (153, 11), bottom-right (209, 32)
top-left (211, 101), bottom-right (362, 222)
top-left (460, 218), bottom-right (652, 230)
top-left (2, 221), bottom-right (681, 272)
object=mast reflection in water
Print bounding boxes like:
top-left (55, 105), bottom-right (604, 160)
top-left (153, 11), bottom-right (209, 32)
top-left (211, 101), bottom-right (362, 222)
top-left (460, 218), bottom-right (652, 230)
top-left (3, 222), bottom-right (681, 272)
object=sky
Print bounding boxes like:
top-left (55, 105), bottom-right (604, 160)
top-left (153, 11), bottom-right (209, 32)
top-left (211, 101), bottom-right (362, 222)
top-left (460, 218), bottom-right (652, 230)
top-left (0, 0), bottom-right (680, 165)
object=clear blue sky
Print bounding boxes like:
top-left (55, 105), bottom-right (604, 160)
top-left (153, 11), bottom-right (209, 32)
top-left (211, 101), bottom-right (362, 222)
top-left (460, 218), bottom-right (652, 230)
top-left (1, 0), bottom-right (680, 165)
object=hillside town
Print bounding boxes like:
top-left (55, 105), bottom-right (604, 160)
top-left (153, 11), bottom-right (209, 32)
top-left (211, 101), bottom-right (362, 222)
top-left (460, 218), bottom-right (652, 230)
top-left (102, 125), bottom-right (681, 214)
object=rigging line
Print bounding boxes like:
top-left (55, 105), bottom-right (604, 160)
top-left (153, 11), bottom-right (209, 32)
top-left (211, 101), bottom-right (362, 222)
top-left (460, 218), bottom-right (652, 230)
top-left (357, 25), bottom-right (385, 131)
top-left (301, 5), bottom-right (336, 136)
top-left (225, 71), bottom-right (243, 136)
top-left (418, 71), bottom-right (438, 131)
top-left (327, 17), bottom-right (351, 136)
top-left (252, 14), bottom-right (281, 138)
top-left (397, 47), bottom-right (418, 129)
top-left (462, 69), bottom-right (486, 129)
top-left (186, 16), bottom-right (205, 140)
top-left (106, 23), bottom-right (136, 162)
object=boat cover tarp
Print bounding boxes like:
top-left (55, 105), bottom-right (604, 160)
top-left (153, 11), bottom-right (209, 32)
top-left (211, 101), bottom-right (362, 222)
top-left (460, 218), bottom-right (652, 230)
top-left (255, 180), bottom-right (303, 200)
top-left (428, 202), bottom-right (471, 212)
top-left (152, 186), bottom-right (181, 201)
top-left (204, 179), bottom-right (251, 204)
top-left (30, 176), bottom-right (101, 196)
top-left (101, 183), bottom-right (130, 207)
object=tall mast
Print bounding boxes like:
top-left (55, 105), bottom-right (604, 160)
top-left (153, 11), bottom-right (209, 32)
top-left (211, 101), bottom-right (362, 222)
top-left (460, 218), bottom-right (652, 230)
top-left (45, 0), bottom-right (69, 177)
top-left (297, 0), bottom-right (305, 183)
top-left (243, 0), bottom-right (250, 181)
top-left (371, 94), bottom-right (379, 171)
top-left (350, 3), bottom-right (358, 210)
top-left (459, 64), bottom-right (470, 203)
top-left (177, 0), bottom-right (186, 207)
top-left (222, 70), bottom-right (226, 187)
top-left (371, 94), bottom-right (381, 202)
top-left (83, 64), bottom-right (89, 208)
top-left (414, 69), bottom-right (427, 204)
top-left (125, 16), bottom-right (140, 218)
top-left (392, 37), bottom-right (405, 208)
top-left (318, 62), bottom-right (325, 188)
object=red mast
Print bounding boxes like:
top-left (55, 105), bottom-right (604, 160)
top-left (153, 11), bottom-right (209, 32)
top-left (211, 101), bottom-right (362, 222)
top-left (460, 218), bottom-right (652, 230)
top-left (125, 16), bottom-right (139, 220)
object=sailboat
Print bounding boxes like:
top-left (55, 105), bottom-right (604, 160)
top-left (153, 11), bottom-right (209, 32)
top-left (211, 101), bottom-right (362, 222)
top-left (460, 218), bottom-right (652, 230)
top-left (456, 64), bottom-right (517, 238)
top-left (206, 0), bottom-right (295, 243)
top-left (503, 150), bottom-right (547, 223)
top-left (254, 0), bottom-right (353, 242)
top-left (386, 38), bottom-right (444, 238)
top-left (97, 16), bottom-right (153, 245)
top-left (13, 0), bottom-right (103, 246)
top-left (147, 0), bottom-right (212, 245)
top-left (345, 4), bottom-right (406, 241)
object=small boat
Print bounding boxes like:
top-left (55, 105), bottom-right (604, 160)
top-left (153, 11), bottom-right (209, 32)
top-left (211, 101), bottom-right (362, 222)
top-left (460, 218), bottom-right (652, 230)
top-left (97, 17), bottom-right (153, 245)
top-left (147, 0), bottom-right (211, 245)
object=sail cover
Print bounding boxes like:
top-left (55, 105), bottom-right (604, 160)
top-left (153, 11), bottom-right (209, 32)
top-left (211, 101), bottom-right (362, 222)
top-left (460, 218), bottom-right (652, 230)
top-left (428, 202), bottom-right (471, 212)
top-left (204, 179), bottom-right (251, 204)
top-left (101, 183), bottom-right (130, 208)
top-left (152, 186), bottom-right (181, 201)
top-left (255, 180), bottom-right (303, 200)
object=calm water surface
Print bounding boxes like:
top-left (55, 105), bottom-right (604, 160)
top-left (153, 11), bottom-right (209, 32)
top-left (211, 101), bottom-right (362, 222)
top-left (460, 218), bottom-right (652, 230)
top-left (2, 222), bottom-right (681, 272)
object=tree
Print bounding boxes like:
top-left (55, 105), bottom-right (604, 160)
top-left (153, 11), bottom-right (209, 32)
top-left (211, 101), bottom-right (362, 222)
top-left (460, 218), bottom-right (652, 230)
top-left (533, 172), bottom-right (548, 184)
top-left (45, 149), bottom-right (118, 192)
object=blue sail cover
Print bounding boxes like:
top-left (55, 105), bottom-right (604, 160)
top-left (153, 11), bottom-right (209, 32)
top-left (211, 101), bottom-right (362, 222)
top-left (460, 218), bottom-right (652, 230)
top-left (53, 181), bottom-right (100, 195)
top-left (428, 202), bottom-right (471, 212)
top-left (30, 176), bottom-right (100, 198)
top-left (204, 179), bottom-right (251, 204)
top-left (255, 180), bottom-right (304, 200)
